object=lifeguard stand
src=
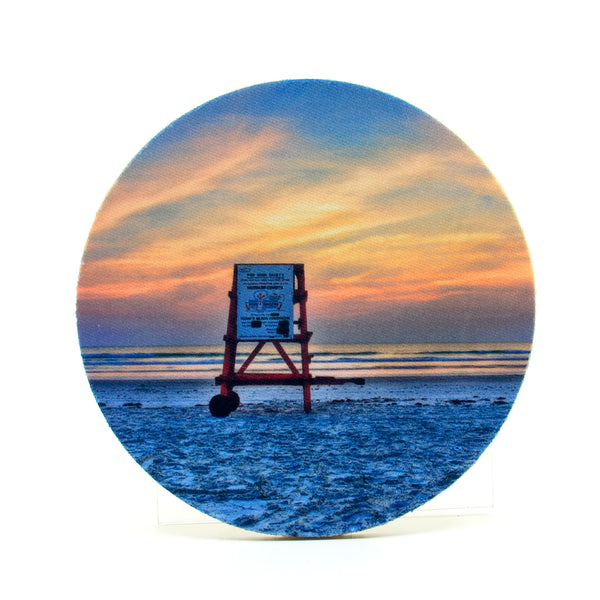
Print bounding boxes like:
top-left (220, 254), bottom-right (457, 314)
top-left (209, 263), bottom-right (364, 417)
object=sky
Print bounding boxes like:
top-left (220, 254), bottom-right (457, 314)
top-left (77, 79), bottom-right (535, 347)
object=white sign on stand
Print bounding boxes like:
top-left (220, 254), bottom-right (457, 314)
top-left (236, 264), bottom-right (295, 340)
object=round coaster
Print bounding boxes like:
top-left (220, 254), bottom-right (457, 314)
top-left (77, 79), bottom-right (534, 537)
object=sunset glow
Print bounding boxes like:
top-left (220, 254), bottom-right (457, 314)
top-left (77, 80), bottom-right (534, 346)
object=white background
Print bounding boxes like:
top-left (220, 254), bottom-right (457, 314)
top-left (2, 2), bottom-right (598, 598)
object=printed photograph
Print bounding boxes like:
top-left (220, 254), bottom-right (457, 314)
top-left (77, 79), bottom-right (535, 537)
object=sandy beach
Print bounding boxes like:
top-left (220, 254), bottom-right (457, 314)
top-left (92, 373), bottom-right (519, 536)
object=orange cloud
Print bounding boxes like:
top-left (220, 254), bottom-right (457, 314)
top-left (90, 118), bottom-right (290, 235)
top-left (79, 113), bottom-right (532, 335)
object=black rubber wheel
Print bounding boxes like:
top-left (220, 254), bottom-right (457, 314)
top-left (226, 391), bottom-right (240, 411)
top-left (209, 394), bottom-right (232, 417)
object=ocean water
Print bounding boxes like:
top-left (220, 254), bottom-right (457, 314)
top-left (82, 342), bottom-right (530, 381)
top-left (84, 343), bottom-right (529, 537)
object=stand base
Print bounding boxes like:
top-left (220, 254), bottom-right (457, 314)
top-left (215, 374), bottom-right (366, 386)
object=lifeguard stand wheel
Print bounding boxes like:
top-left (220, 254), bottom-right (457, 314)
top-left (209, 264), bottom-right (364, 416)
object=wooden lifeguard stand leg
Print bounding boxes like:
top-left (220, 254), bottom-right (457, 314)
top-left (294, 265), bottom-right (312, 413)
top-left (219, 266), bottom-right (240, 398)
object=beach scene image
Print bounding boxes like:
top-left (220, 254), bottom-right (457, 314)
top-left (77, 80), bottom-right (535, 537)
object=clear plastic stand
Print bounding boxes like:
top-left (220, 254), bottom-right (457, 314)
top-left (155, 445), bottom-right (494, 527)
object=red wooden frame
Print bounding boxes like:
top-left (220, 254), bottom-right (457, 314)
top-left (215, 264), bottom-right (364, 413)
